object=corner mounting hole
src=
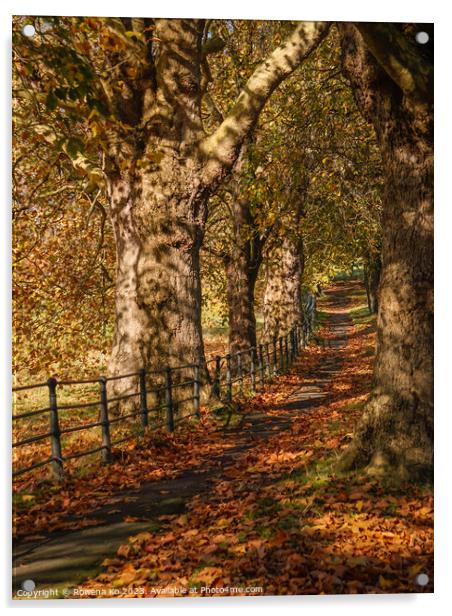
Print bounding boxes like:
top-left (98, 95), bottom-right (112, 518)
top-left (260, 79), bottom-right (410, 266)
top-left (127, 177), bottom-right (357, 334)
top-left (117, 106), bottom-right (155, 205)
top-left (415, 31), bottom-right (429, 44)
top-left (22, 579), bottom-right (36, 591)
top-left (416, 572), bottom-right (429, 586)
top-left (22, 24), bottom-right (35, 37)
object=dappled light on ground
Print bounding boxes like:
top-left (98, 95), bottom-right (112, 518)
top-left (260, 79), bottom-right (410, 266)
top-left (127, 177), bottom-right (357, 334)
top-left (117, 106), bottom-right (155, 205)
top-left (14, 281), bottom-right (430, 597)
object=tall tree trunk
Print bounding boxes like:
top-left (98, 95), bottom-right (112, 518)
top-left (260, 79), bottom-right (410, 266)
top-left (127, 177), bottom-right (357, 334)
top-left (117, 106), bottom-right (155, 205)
top-left (338, 25), bottom-right (433, 480)
top-left (105, 20), bottom-right (209, 408)
top-left (263, 234), bottom-right (305, 340)
top-left (106, 156), bottom-right (208, 399)
top-left (102, 19), bottom-right (330, 407)
top-left (225, 230), bottom-right (261, 355)
top-left (224, 146), bottom-right (263, 355)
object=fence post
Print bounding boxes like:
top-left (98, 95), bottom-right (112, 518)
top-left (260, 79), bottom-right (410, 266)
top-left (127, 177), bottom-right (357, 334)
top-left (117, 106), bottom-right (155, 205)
top-left (279, 337), bottom-right (284, 373)
top-left (212, 356), bottom-right (221, 398)
top-left (99, 377), bottom-right (112, 463)
top-left (226, 354), bottom-right (232, 402)
top-left (250, 348), bottom-right (256, 392)
top-left (273, 336), bottom-right (278, 376)
top-left (237, 352), bottom-right (243, 392)
top-left (258, 344), bottom-right (265, 386)
top-left (193, 363), bottom-right (201, 418)
top-left (265, 342), bottom-right (271, 379)
top-left (165, 367), bottom-right (174, 432)
top-left (139, 368), bottom-right (148, 429)
top-left (47, 377), bottom-right (64, 481)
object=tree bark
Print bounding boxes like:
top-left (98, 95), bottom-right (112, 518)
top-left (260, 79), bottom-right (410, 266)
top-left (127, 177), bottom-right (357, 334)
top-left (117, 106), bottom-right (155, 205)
top-left (103, 19), bottom-right (330, 408)
top-left (104, 20), bottom-right (209, 409)
top-left (225, 256), bottom-right (259, 356)
top-left (338, 24), bottom-right (433, 481)
top-left (263, 234), bottom-right (305, 340)
top-left (225, 204), bottom-right (262, 355)
top-left (106, 157), bottom-right (208, 406)
top-left (223, 146), bottom-right (264, 355)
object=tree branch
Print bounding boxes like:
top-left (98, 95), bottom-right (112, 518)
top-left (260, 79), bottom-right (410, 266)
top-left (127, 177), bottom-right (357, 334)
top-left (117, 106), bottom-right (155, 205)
top-left (355, 23), bottom-right (433, 103)
top-left (34, 124), bottom-right (104, 188)
top-left (200, 21), bottom-right (331, 183)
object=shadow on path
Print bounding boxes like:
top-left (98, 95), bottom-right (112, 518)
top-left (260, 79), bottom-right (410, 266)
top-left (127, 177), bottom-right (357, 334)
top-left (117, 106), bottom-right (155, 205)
top-left (12, 285), bottom-right (355, 593)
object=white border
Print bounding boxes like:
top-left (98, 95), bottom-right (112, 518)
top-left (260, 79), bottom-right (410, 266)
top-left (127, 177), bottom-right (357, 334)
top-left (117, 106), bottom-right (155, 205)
top-left (2, 1), bottom-right (451, 613)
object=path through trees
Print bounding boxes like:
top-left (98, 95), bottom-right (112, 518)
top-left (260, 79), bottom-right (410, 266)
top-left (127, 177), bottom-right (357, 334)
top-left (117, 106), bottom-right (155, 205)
top-left (12, 282), bottom-right (433, 596)
top-left (12, 17), bottom-right (434, 599)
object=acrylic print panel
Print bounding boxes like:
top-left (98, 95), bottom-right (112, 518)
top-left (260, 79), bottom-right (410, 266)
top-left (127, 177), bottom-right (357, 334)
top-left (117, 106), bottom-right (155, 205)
top-left (12, 16), bottom-right (433, 599)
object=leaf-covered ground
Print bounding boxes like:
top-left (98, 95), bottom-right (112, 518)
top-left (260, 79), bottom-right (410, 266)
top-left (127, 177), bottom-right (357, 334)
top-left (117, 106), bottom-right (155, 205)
top-left (14, 282), bottom-right (433, 597)
top-left (77, 282), bottom-right (433, 597)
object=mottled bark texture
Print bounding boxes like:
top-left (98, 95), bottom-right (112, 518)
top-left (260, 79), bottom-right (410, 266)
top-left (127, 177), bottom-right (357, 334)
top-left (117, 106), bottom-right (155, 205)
top-left (263, 234), bottom-right (305, 341)
top-left (105, 20), bottom-right (209, 410)
top-left (224, 147), bottom-right (264, 355)
top-left (225, 202), bottom-right (263, 355)
top-left (338, 24), bottom-right (433, 480)
top-left (104, 19), bottom-right (330, 408)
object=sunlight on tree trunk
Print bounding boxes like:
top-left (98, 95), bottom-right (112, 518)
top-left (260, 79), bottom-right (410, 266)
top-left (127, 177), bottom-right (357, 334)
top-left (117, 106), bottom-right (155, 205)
top-left (338, 24), bottom-right (433, 481)
top-left (104, 19), bottom-right (329, 407)
top-left (225, 247), bottom-right (260, 355)
top-left (263, 235), bottom-right (305, 340)
top-left (224, 147), bottom-right (263, 354)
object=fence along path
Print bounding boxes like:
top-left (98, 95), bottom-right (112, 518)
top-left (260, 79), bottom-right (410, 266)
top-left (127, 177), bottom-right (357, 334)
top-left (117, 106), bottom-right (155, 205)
top-left (13, 303), bottom-right (318, 482)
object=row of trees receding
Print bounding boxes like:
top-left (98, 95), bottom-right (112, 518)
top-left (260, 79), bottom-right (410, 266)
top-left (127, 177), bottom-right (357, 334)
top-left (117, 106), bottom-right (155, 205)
top-left (13, 18), bottom-right (433, 481)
